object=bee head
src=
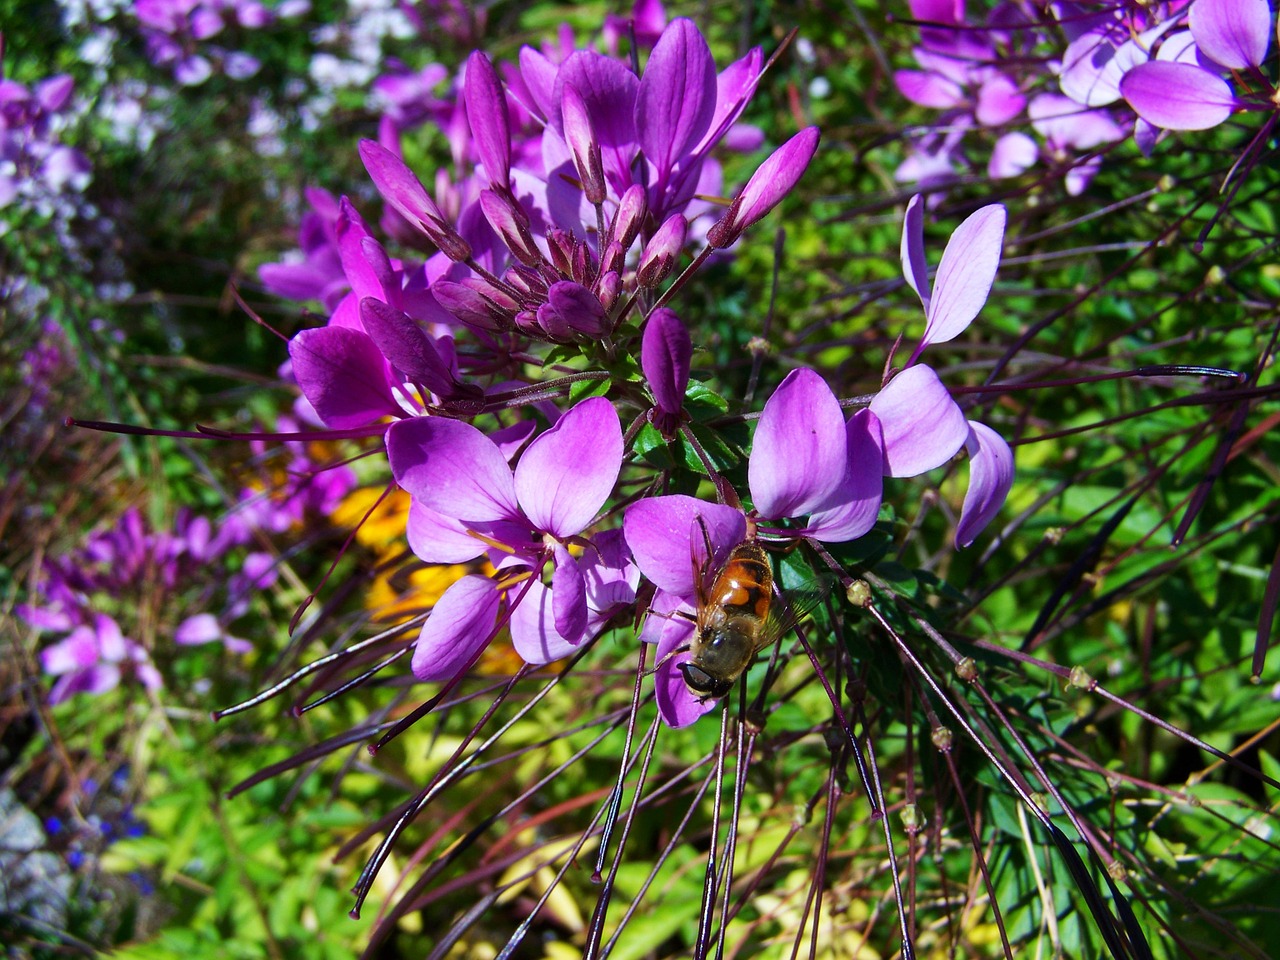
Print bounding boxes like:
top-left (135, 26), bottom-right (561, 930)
top-left (679, 661), bottom-right (734, 701)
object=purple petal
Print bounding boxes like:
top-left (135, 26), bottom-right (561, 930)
top-left (900, 194), bottom-right (930, 313)
top-left (510, 578), bottom-right (580, 665)
top-left (623, 496), bottom-right (746, 597)
top-left (637, 18), bottom-right (719, 181)
top-left (1189, 0), bottom-right (1272, 70)
top-left (551, 545), bottom-right (587, 644)
top-left (974, 74), bottom-right (1025, 126)
top-left (869, 364), bottom-right (968, 477)
top-left (692, 48), bottom-right (763, 157)
top-left (406, 500), bottom-right (487, 563)
top-left (175, 613), bottom-right (221, 646)
top-left (464, 52), bottom-right (512, 186)
top-left (553, 52), bottom-right (640, 194)
top-left (41, 626), bottom-right (99, 674)
top-left (956, 420), bottom-right (1015, 547)
top-left (358, 139), bottom-right (450, 237)
top-left (988, 132), bottom-right (1037, 178)
top-left (387, 417), bottom-right (519, 522)
top-left (894, 69), bottom-right (963, 109)
top-left (653, 615), bottom-right (714, 727)
top-left (1119, 61), bottom-right (1237, 131)
top-left (412, 576), bottom-right (501, 681)
top-left (917, 203), bottom-right (1005, 352)
top-left (710, 127), bottom-right (820, 247)
top-left (288, 327), bottom-right (399, 429)
top-left (804, 409), bottom-right (885, 542)
top-left (514, 397), bottom-right (622, 537)
top-left (359, 297), bottom-right (456, 396)
top-left (749, 368), bottom-right (847, 519)
top-left (641, 307), bottom-right (692, 415)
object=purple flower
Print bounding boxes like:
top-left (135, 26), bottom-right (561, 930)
top-left (387, 397), bottom-right (626, 678)
top-left (641, 308), bottom-right (692, 437)
top-left (40, 614), bottom-right (162, 705)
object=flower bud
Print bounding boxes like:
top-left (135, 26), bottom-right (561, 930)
top-left (637, 214), bottom-right (687, 288)
top-left (707, 126), bottom-right (819, 249)
top-left (562, 83), bottom-right (606, 205)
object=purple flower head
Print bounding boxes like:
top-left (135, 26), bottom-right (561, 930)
top-left (387, 397), bottom-right (626, 679)
top-left (884, 195), bottom-right (1015, 546)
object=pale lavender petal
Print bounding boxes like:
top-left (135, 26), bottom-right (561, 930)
top-left (919, 203), bottom-right (1005, 350)
top-left (94, 614), bottom-right (126, 662)
top-left (515, 396), bottom-right (622, 537)
top-left (41, 626), bottom-right (99, 674)
top-left (406, 500), bottom-right (487, 563)
top-left (641, 307), bottom-right (692, 415)
top-left (510, 579), bottom-right (579, 665)
top-left (551, 545), bottom-right (587, 644)
top-left (412, 575), bottom-right (501, 681)
top-left (623, 496), bottom-right (746, 597)
top-left (654, 617), bottom-right (715, 727)
top-left (974, 74), bottom-right (1025, 126)
top-left (637, 18), bottom-right (718, 181)
top-left (1119, 61), bottom-right (1237, 130)
top-left (491, 420), bottom-right (537, 462)
top-left (1189, 0), bottom-right (1272, 69)
top-left (749, 368), bottom-right (847, 519)
top-left (1133, 118), bottom-right (1161, 156)
top-left (387, 418), bottom-right (519, 522)
top-left (288, 327), bottom-right (399, 430)
top-left (869, 364), bottom-right (968, 477)
top-left (894, 69), bottom-right (964, 109)
top-left (900, 194), bottom-right (930, 313)
top-left (988, 131), bottom-right (1037, 178)
top-left (955, 420), bottom-right (1015, 547)
top-left (175, 613), bottom-right (221, 646)
top-left (464, 51), bottom-right (512, 186)
top-left (804, 410), bottom-right (885, 542)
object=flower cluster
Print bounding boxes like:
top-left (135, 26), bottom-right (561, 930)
top-left (21, 420), bottom-right (357, 704)
top-left (893, 0), bottom-right (1276, 195)
top-left (0, 71), bottom-right (91, 215)
top-left (133, 0), bottom-right (310, 86)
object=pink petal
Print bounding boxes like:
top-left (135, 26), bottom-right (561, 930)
top-left (551, 545), bottom-right (587, 644)
top-left (1189, 0), bottom-right (1272, 69)
top-left (412, 576), bottom-right (502, 681)
top-left (387, 418), bottom-right (519, 522)
top-left (175, 613), bottom-right (221, 646)
top-left (748, 368), bottom-right (847, 519)
top-left (988, 132), bottom-right (1037, 179)
top-left (804, 410), bottom-right (885, 542)
top-left (623, 496), bottom-right (746, 597)
top-left (900, 194), bottom-right (930, 313)
top-left (919, 204), bottom-right (1005, 350)
top-left (869, 364), bottom-right (968, 477)
top-left (288, 327), bottom-right (399, 429)
top-left (510, 578), bottom-right (580, 665)
top-left (894, 69), bottom-right (964, 109)
top-left (1119, 62), bottom-right (1237, 130)
top-left (653, 616), bottom-right (715, 728)
top-left (514, 396), bottom-right (622, 537)
top-left (406, 500), bottom-right (487, 564)
top-left (636, 18), bottom-right (718, 181)
top-left (956, 420), bottom-right (1015, 547)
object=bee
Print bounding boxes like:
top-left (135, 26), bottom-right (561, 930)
top-left (679, 532), bottom-right (829, 702)
top-left (680, 537), bottom-right (776, 701)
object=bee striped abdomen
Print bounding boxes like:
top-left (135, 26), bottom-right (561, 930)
top-left (708, 542), bottom-right (772, 621)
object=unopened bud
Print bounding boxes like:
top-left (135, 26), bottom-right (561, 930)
top-left (562, 83), bottom-right (606, 205)
top-left (637, 214), bottom-right (687, 287)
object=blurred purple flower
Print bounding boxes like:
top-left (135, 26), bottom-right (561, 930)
top-left (40, 614), bottom-right (162, 705)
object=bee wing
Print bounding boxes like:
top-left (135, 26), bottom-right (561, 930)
top-left (755, 575), bottom-right (835, 654)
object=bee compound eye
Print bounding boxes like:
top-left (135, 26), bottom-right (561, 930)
top-left (679, 662), bottom-right (733, 700)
